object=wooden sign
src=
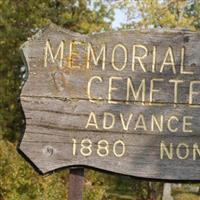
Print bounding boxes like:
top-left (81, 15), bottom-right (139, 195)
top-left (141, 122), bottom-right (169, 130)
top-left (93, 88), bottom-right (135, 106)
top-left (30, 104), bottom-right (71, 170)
top-left (19, 24), bottom-right (200, 180)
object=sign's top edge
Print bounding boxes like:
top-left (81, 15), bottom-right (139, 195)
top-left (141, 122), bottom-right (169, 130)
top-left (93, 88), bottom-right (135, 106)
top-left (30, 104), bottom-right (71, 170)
top-left (35, 22), bottom-right (200, 35)
top-left (20, 22), bottom-right (200, 49)
top-left (90, 28), bottom-right (197, 35)
top-left (47, 22), bottom-right (199, 34)
top-left (19, 23), bottom-right (84, 50)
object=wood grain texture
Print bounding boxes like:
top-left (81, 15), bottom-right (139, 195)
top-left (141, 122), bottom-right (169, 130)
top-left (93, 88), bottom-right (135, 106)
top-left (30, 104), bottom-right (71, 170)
top-left (19, 23), bottom-right (200, 180)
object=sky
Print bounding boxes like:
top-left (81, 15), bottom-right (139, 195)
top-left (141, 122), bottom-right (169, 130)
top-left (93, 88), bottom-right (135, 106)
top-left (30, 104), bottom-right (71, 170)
top-left (112, 9), bottom-right (127, 29)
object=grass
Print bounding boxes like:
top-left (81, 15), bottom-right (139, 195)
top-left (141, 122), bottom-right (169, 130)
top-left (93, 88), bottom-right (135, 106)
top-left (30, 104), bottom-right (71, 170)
top-left (174, 193), bottom-right (200, 200)
top-left (107, 193), bottom-right (136, 200)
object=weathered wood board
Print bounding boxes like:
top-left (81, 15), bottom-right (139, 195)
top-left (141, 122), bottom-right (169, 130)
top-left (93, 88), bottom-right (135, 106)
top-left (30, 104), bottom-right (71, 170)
top-left (19, 23), bottom-right (200, 180)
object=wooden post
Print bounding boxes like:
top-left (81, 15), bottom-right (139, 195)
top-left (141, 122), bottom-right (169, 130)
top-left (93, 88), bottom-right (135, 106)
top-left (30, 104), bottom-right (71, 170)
top-left (68, 168), bottom-right (84, 200)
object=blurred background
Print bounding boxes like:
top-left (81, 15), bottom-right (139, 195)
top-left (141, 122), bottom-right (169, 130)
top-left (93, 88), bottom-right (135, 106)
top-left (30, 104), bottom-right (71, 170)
top-left (0, 0), bottom-right (200, 199)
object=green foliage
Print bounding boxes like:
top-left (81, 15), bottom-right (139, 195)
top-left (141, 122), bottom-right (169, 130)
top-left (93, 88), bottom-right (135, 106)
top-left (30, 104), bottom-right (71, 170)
top-left (186, 0), bottom-right (200, 29)
top-left (84, 170), bottom-right (106, 200)
top-left (118, 0), bottom-right (200, 31)
top-left (0, 140), bottom-right (67, 200)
